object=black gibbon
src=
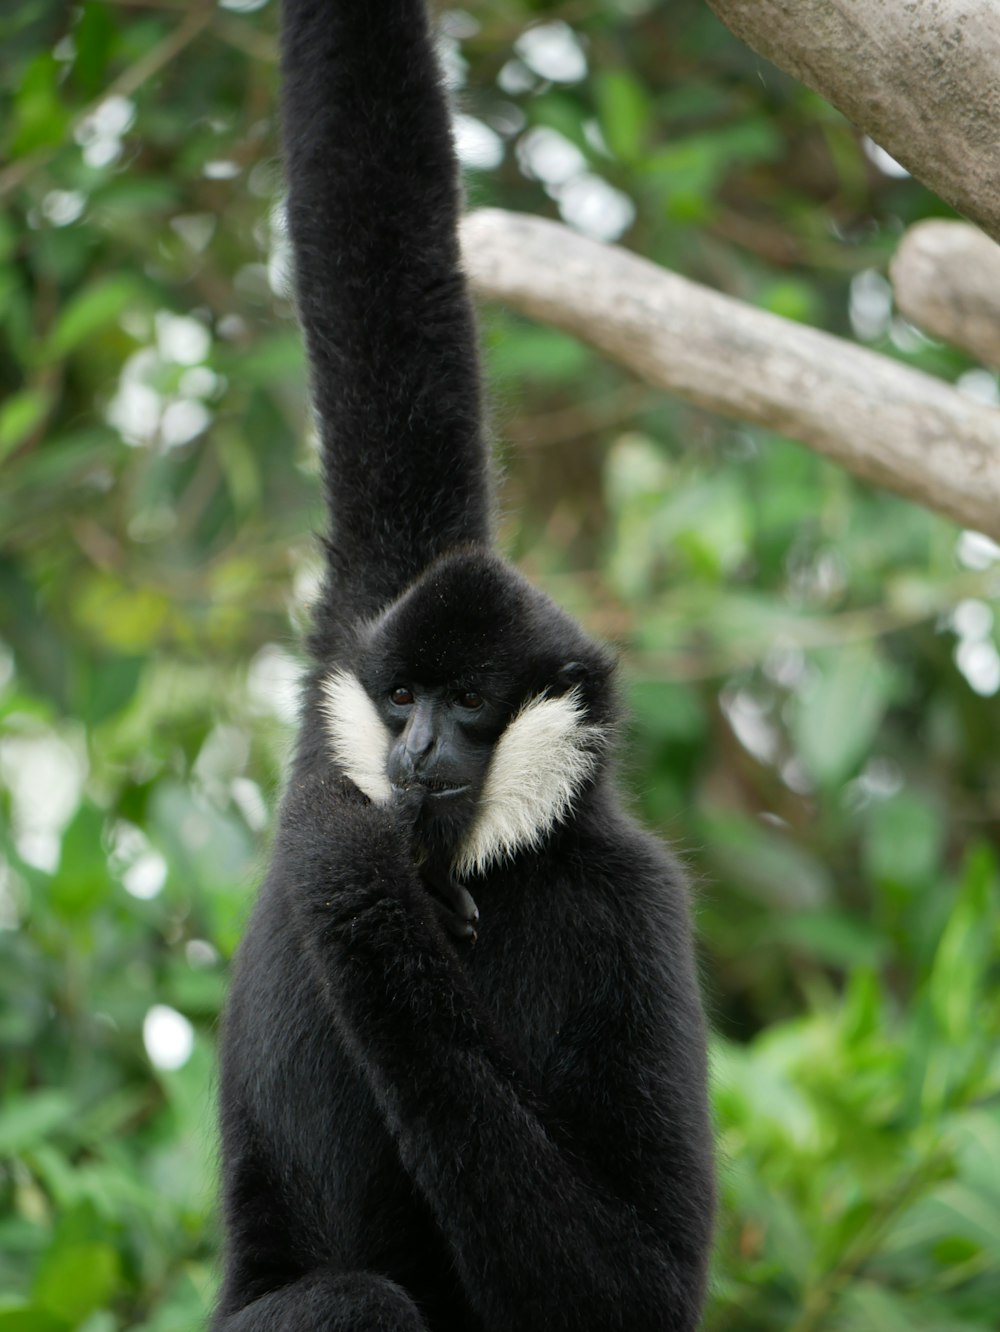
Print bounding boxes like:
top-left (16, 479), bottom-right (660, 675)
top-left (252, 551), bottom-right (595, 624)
top-left (211, 1), bottom-right (716, 1329)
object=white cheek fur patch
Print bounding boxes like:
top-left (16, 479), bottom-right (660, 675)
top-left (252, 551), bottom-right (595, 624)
top-left (319, 668), bottom-right (393, 804)
top-left (455, 691), bottom-right (604, 879)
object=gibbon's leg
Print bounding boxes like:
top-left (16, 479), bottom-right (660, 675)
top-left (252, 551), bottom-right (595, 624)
top-left (212, 1269), bottom-right (429, 1332)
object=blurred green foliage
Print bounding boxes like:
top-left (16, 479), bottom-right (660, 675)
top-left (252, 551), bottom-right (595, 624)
top-left (2, 1), bottom-right (1000, 1328)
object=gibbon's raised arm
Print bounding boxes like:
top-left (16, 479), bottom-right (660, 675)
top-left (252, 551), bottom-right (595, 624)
top-left (281, 0), bottom-right (491, 618)
top-left (279, 779), bottom-right (711, 1332)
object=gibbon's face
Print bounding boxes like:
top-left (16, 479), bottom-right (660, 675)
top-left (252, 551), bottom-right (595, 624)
top-left (381, 679), bottom-right (504, 804)
top-left (319, 552), bottom-right (615, 875)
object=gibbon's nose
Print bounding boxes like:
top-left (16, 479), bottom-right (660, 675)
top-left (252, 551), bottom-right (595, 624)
top-left (403, 706), bottom-right (436, 771)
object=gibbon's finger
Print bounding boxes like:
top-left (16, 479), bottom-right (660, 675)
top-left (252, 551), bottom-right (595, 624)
top-left (424, 874), bottom-right (480, 944)
top-left (391, 783), bottom-right (425, 830)
top-left (431, 892), bottom-right (479, 945)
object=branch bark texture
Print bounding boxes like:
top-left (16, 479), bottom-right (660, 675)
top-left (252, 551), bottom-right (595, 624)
top-left (891, 221), bottom-right (1000, 369)
top-left (462, 209), bottom-right (1000, 540)
top-left (705, 0), bottom-right (1000, 246)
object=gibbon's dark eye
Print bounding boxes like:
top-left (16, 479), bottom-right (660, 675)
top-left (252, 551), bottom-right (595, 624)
top-left (391, 686), bottom-right (414, 706)
top-left (457, 690), bottom-right (484, 710)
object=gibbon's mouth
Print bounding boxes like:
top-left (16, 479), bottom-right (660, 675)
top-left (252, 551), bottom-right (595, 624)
top-left (392, 780), bottom-right (471, 799)
top-left (425, 783), bottom-right (470, 800)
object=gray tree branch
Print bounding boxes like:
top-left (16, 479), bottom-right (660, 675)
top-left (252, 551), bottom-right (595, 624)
top-left (704, 0), bottom-right (1000, 246)
top-left (891, 221), bottom-right (1000, 369)
top-left (462, 208), bottom-right (1000, 540)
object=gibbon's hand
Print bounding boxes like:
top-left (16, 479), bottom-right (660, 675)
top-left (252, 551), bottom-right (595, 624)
top-left (390, 786), bottom-right (480, 943)
top-left (292, 786), bottom-right (469, 961)
top-left (282, 781), bottom-right (416, 942)
top-left (423, 863), bottom-right (482, 948)
top-left (390, 782), bottom-right (426, 835)
top-left (422, 862), bottom-right (479, 944)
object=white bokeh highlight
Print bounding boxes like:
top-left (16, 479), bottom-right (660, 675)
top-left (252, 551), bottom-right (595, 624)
top-left (123, 851), bottom-right (168, 901)
top-left (516, 127), bottom-right (634, 243)
top-left (849, 269), bottom-right (892, 342)
top-left (862, 136), bottom-right (911, 179)
top-left (956, 530), bottom-right (1000, 571)
top-left (75, 96), bottom-right (135, 169)
top-left (951, 597), bottom-right (1000, 696)
top-left (453, 114), bottom-right (504, 171)
top-left (143, 1005), bottom-right (195, 1071)
top-left (0, 732), bottom-right (87, 873)
top-left (248, 644), bottom-right (302, 723)
top-left (514, 22), bottom-right (587, 84)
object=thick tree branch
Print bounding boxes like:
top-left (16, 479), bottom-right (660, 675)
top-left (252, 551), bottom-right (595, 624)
top-left (891, 221), bottom-right (1000, 370)
top-left (705, 0), bottom-right (1000, 246)
top-left (462, 209), bottom-right (1000, 539)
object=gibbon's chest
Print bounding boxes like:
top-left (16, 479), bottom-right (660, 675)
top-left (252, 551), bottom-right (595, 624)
top-left (459, 869), bottom-right (594, 1080)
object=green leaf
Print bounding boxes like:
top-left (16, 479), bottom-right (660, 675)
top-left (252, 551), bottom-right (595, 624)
top-left (862, 791), bottom-right (946, 888)
top-left (792, 644), bottom-right (894, 786)
top-left (841, 968), bottom-right (884, 1043)
top-left (595, 70), bottom-right (650, 163)
top-left (227, 332), bottom-right (304, 384)
top-left (10, 53), bottom-right (70, 156)
top-left (0, 1309), bottom-right (70, 1332)
top-left (0, 1092), bottom-right (75, 1156)
top-left (629, 680), bottom-right (705, 744)
top-left (76, 575), bottom-right (172, 652)
top-left (771, 910), bottom-right (885, 969)
top-left (34, 1243), bottom-right (120, 1323)
top-left (835, 1283), bottom-right (921, 1332)
top-left (0, 387), bottom-right (53, 459)
top-left (702, 811), bottom-right (832, 910)
top-left (642, 120), bottom-right (782, 221)
top-left (49, 803), bottom-right (112, 917)
top-left (44, 274), bottom-right (143, 360)
top-left (73, 2), bottom-right (115, 96)
top-left (923, 1183), bottom-right (1000, 1262)
top-left (758, 279), bottom-right (820, 325)
top-left (77, 1314), bottom-right (117, 1332)
top-left (658, 473), bottom-right (752, 578)
top-left (0, 210), bottom-right (17, 263)
top-left (488, 322), bottom-right (591, 384)
top-left (927, 847), bottom-right (996, 1042)
top-left (77, 652), bottom-right (144, 727)
top-left (216, 430), bottom-right (262, 516)
top-left (92, 177), bottom-right (180, 218)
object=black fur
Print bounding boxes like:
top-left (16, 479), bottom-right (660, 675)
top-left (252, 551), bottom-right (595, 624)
top-left (212, 2), bottom-right (715, 1329)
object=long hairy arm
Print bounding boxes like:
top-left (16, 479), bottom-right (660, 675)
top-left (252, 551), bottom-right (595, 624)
top-left (281, 0), bottom-right (492, 620)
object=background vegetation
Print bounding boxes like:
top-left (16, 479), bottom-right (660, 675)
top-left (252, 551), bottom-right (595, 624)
top-left (2, 1), bottom-right (999, 1328)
